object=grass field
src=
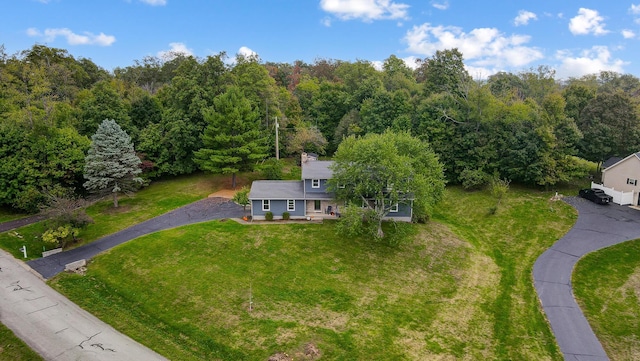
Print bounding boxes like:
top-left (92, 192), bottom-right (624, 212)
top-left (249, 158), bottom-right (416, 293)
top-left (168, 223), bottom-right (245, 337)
top-left (0, 323), bottom-right (42, 361)
top-left (573, 240), bottom-right (640, 361)
top-left (0, 172), bottom-right (254, 259)
top-left (49, 186), bottom-right (576, 360)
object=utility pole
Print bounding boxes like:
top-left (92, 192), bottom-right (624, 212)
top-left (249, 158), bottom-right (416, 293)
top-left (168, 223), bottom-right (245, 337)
top-left (275, 116), bottom-right (280, 160)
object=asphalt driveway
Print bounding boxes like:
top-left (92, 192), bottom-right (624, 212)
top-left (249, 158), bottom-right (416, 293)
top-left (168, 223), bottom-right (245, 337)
top-left (28, 197), bottom-right (244, 279)
top-left (534, 196), bottom-right (640, 361)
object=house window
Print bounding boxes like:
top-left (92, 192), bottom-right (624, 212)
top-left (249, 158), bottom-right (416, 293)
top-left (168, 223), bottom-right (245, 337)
top-left (628, 178), bottom-right (638, 186)
top-left (386, 182), bottom-right (394, 191)
top-left (287, 199), bottom-right (295, 211)
top-left (338, 183), bottom-right (345, 189)
top-left (390, 203), bottom-right (399, 213)
top-left (262, 199), bottom-right (270, 211)
top-left (312, 179), bottom-right (320, 188)
top-left (314, 200), bottom-right (321, 211)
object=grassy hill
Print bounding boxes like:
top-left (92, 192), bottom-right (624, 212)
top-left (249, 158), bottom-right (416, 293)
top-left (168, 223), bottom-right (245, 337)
top-left (48, 186), bottom-right (576, 360)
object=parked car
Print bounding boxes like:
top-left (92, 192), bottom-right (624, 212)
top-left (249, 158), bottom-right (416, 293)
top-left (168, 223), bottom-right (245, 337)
top-left (579, 188), bottom-right (613, 205)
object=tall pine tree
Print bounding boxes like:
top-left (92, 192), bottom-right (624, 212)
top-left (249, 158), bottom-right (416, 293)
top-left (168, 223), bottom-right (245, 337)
top-left (194, 86), bottom-right (268, 188)
top-left (83, 119), bottom-right (142, 207)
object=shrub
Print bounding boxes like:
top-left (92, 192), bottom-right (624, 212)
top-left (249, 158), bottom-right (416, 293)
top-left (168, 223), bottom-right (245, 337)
top-left (260, 158), bottom-right (283, 180)
top-left (282, 212), bottom-right (290, 220)
top-left (459, 168), bottom-right (488, 190)
top-left (265, 211), bottom-right (274, 221)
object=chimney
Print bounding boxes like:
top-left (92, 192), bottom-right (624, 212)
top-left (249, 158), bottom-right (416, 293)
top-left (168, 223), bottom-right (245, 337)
top-left (301, 152), bottom-right (308, 164)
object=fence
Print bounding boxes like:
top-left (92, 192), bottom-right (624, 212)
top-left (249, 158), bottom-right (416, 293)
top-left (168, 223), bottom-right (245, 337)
top-left (591, 182), bottom-right (635, 205)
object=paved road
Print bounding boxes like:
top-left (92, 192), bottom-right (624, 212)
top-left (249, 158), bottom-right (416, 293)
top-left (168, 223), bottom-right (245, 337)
top-left (534, 197), bottom-right (640, 361)
top-left (28, 197), bottom-right (243, 279)
top-left (1, 248), bottom-right (168, 361)
top-left (0, 214), bottom-right (46, 233)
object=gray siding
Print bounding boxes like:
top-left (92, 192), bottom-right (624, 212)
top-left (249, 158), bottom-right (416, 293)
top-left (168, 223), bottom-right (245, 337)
top-left (252, 199), bottom-right (306, 220)
top-left (382, 201), bottom-right (412, 222)
top-left (304, 178), bottom-right (330, 194)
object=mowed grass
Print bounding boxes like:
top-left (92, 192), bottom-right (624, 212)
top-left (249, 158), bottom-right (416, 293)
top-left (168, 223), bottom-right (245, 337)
top-left (50, 186), bottom-right (576, 360)
top-left (432, 186), bottom-right (577, 360)
top-left (0, 323), bottom-right (43, 361)
top-left (573, 240), bottom-right (640, 360)
top-left (0, 172), bottom-right (253, 259)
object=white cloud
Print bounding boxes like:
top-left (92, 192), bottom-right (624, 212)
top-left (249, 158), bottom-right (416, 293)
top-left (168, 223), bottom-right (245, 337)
top-left (569, 8), bottom-right (608, 36)
top-left (622, 29), bottom-right (636, 39)
top-left (139, 0), bottom-right (166, 5)
top-left (157, 42), bottom-right (193, 60)
top-left (431, 1), bottom-right (448, 10)
top-left (403, 23), bottom-right (543, 70)
top-left (514, 10), bottom-right (537, 26)
top-left (555, 46), bottom-right (627, 78)
top-left (26, 27), bottom-right (115, 46)
top-left (320, 0), bottom-right (409, 22)
top-left (237, 46), bottom-right (258, 58)
top-left (630, 4), bottom-right (640, 14)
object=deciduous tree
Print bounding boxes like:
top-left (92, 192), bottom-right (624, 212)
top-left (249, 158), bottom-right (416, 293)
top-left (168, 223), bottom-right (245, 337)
top-left (329, 131), bottom-right (445, 238)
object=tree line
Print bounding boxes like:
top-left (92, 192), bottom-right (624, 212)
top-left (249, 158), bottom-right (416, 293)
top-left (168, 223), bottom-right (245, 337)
top-left (1, 44), bottom-right (639, 212)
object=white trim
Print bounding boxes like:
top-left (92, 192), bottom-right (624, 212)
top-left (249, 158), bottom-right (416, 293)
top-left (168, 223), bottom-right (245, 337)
top-left (262, 199), bottom-right (270, 211)
top-left (287, 199), bottom-right (295, 211)
top-left (312, 179), bottom-right (320, 188)
top-left (390, 203), bottom-right (399, 213)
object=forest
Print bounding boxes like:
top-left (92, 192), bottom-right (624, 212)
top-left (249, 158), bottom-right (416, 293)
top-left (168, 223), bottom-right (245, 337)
top-left (1, 44), bottom-right (639, 213)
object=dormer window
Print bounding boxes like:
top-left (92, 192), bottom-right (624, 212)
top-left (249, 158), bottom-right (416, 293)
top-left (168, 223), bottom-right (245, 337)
top-left (312, 179), bottom-right (320, 188)
top-left (390, 203), bottom-right (399, 212)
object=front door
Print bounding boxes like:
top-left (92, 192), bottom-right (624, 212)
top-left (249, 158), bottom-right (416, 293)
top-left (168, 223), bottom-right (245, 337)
top-left (314, 200), bottom-right (321, 211)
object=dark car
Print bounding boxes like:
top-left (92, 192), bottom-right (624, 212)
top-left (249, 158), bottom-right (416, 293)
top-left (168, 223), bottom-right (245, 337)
top-left (579, 188), bottom-right (613, 205)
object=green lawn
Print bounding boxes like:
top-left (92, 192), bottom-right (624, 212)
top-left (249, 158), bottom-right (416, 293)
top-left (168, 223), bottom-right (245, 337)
top-left (49, 186), bottom-right (576, 360)
top-left (0, 323), bottom-right (43, 361)
top-left (0, 172), bottom-right (254, 259)
top-left (573, 240), bottom-right (640, 360)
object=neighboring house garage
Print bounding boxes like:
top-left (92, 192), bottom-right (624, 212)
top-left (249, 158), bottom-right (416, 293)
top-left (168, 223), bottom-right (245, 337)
top-left (600, 152), bottom-right (640, 205)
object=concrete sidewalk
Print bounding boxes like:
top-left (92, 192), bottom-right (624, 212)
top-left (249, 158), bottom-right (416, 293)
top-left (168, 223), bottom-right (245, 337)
top-left (0, 248), bottom-right (167, 361)
top-left (534, 197), bottom-right (640, 361)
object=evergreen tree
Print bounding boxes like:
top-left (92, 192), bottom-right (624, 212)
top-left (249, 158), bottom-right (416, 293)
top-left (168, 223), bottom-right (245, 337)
top-left (83, 119), bottom-right (142, 207)
top-left (194, 86), bottom-right (268, 188)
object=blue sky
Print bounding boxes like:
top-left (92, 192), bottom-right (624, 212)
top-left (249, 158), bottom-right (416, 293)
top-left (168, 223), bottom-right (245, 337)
top-left (3, 0), bottom-right (640, 79)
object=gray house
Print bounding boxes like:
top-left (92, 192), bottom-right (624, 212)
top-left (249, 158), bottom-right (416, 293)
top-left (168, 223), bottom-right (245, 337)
top-left (248, 154), bottom-right (413, 221)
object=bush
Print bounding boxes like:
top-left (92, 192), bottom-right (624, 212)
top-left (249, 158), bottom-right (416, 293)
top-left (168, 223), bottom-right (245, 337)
top-left (265, 211), bottom-right (274, 221)
top-left (260, 158), bottom-right (283, 180)
top-left (459, 168), bottom-right (488, 190)
top-left (282, 212), bottom-right (290, 220)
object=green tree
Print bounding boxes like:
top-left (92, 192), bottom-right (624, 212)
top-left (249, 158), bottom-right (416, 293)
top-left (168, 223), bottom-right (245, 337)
top-left (232, 187), bottom-right (250, 217)
top-left (578, 91), bottom-right (640, 164)
top-left (194, 87), bottom-right (268, 188)
top-left (286, 125), bottom-right (327, 155)
top-left (83, 119), bottom-right (143, 207)
top-left (329, 131), bottom-right (445, 238)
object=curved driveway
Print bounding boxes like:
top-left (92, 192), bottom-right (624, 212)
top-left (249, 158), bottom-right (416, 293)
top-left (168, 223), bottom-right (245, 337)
top-left (534, 197), bottom-right (640, 361)
top-left (28, 197), bottom-right (243, 279)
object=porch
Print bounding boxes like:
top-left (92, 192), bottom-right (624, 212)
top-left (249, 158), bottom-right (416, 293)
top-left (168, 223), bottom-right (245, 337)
top-left (305, 200), bottom-right (342, 219)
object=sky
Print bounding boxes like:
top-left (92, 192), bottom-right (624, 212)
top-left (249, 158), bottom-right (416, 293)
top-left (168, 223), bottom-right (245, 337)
top-left (3, 0), bottom-right (640, 79)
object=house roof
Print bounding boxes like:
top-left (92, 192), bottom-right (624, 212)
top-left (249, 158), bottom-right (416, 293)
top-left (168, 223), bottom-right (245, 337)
top-left (602, 152), bottom-right (640, 173)
top-left (602, 156), bottom-right (624, 169)
top-left (248, 180), bottom-right (304, 200)
top-left (301, 160), bottom-right (333, 179)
